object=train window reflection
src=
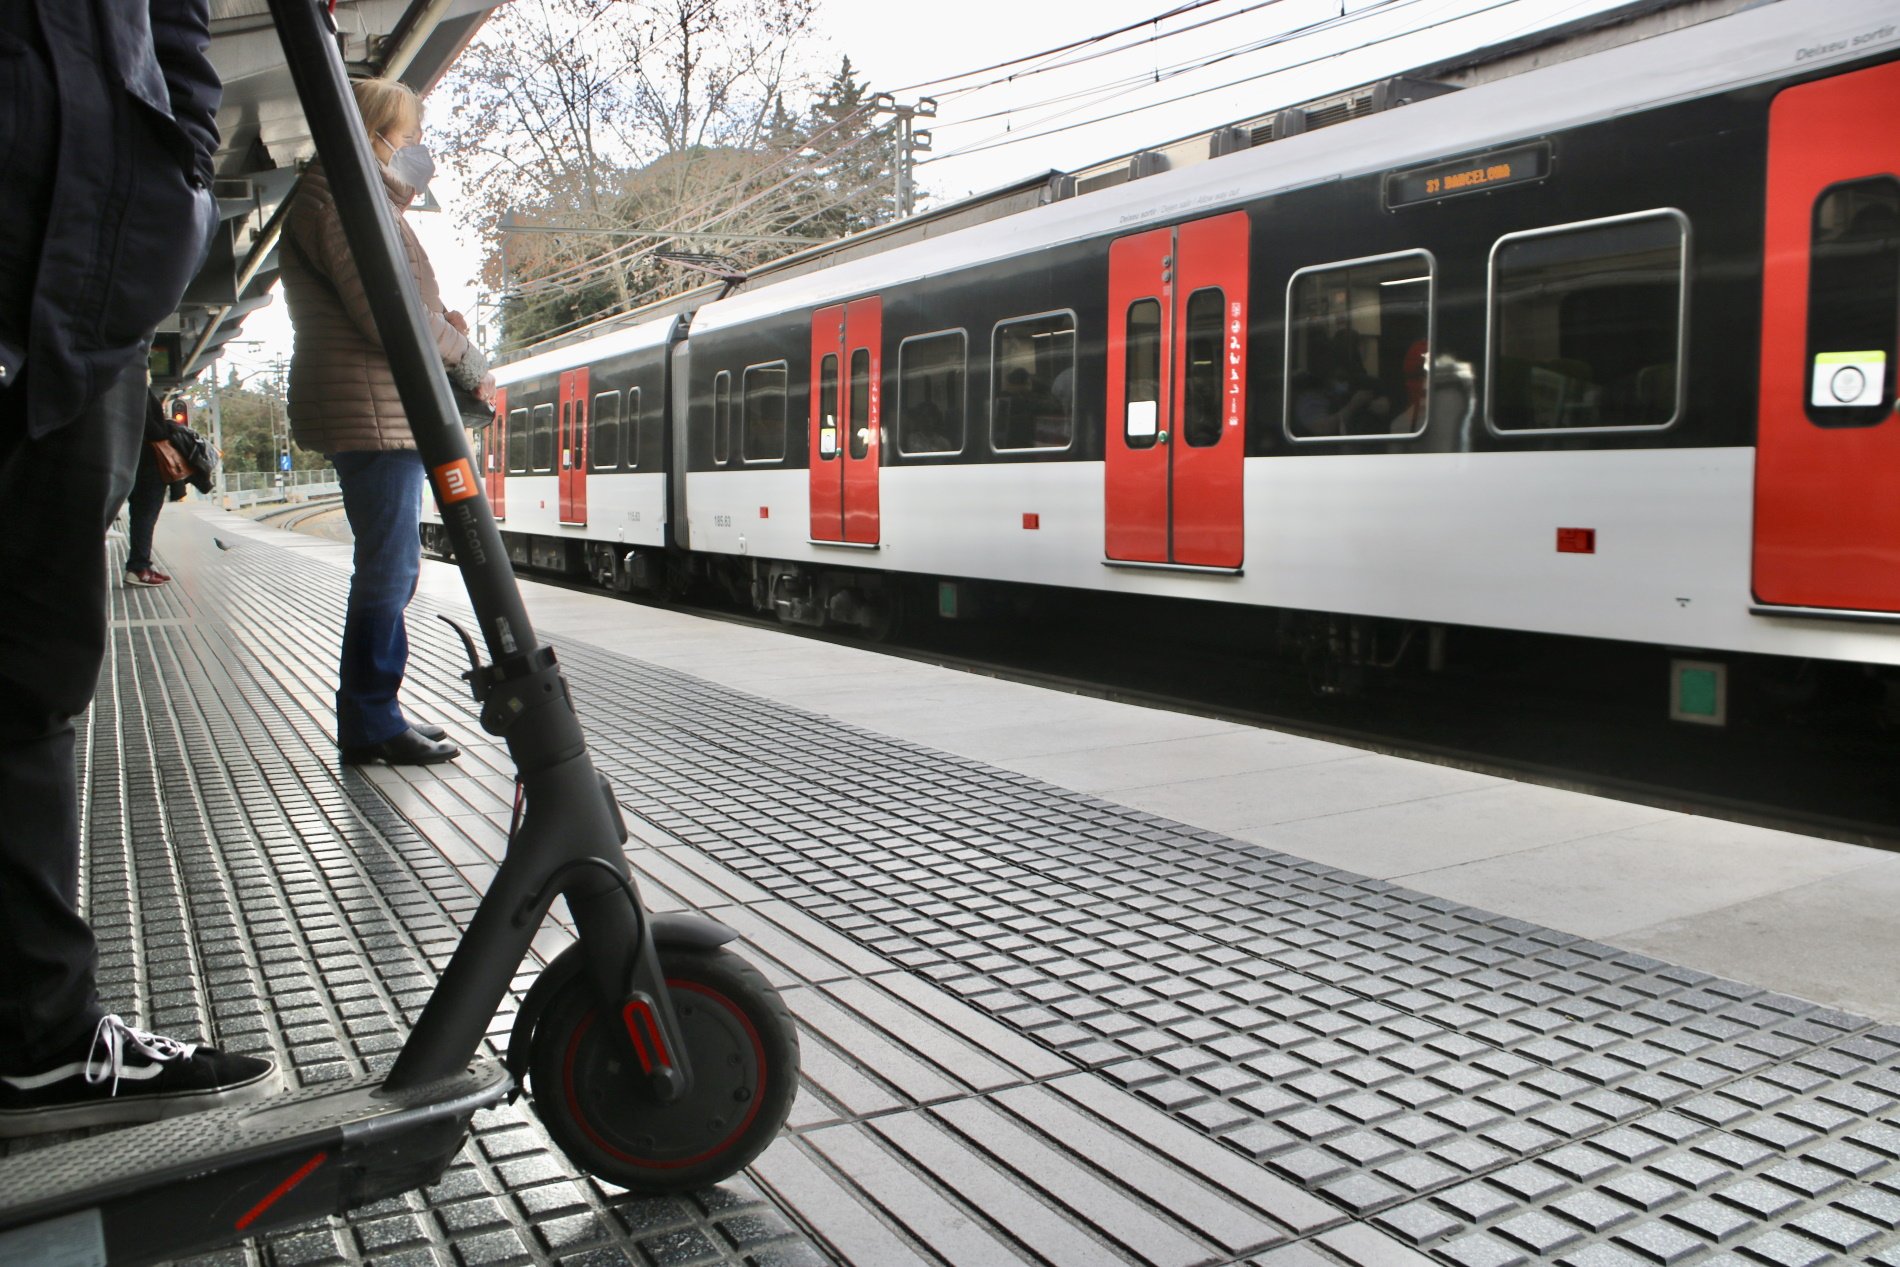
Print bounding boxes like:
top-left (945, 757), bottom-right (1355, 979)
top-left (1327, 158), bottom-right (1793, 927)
top-left (1123, 299), bottom-right (1161, 450)
top-left (1286, 251), bottom-right (1431, 440)
top-left (991, 311), bottom-right (1075, 450)
top-left (897, 330), bottom-right (965, 455)
top-left (1489, 210), bottom-right (1684, 432)
top-left (591, 391), bottom-right (620, 470)
top-left (713, 371), bottom-right (731, 465)
top-left (743, 362), bottom-right (788, 461)
top-left (530, 403), bottom-right (554, 472)
top-left (1182, 288), bottom-right (1225, 447)
top-left (507, 407), bottom-right (529, 473)
top-left (1806, 177), bottom-right (1899, 428)
top-left (818, 354), bottom-right (839, 460)
top-left (624, 387), bottom-right (642, 469)
top-left (848, 349), bottom-right (871, 460)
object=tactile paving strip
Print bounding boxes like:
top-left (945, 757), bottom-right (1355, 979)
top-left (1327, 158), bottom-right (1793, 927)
top-left (203, 525), bottom-right (1900, 1267)
top-left (181, 527), bottom-right (1375, 1264)
top-left (3, 551), bottom-right (823, 1267)
top-left (28, 515), bottom-right (1900, 1267)
top-left (256, 564), bottom-right (1899, 1267)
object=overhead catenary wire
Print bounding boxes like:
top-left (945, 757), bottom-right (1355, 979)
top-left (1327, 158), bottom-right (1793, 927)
top-left (917, 0), bottom-right (1319, 109)
top-left (502, 110), bottom-right (892, 299)
top-left (924, 0), bottom-right (1407, 131)
top-left (883, 0), bottom-right (1234, 95)
top-left (498, 100), bottom-right (887, 292)
top-left (507, 148), bottom-right (924, 345)
top-left (514, 158), bottom-right (906, 327)
top-left (917, 0), bottom-right (1522, 166)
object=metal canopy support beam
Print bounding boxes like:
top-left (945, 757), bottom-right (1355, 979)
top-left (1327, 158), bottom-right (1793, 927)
top-left (380, 0), bottom-right (461, 81)
top-left (180, 191), bottom-right (297, 379)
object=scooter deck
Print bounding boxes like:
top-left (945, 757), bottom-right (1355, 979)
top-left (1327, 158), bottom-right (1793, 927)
top-left (0, 1058), bottom-right (510, 1266)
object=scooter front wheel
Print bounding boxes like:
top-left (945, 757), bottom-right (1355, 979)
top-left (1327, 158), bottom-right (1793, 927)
top-left (527, 945), bottom-right (798, 1192)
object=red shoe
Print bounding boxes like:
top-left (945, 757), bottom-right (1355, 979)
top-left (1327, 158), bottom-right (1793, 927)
top-left (124, 567), bottom-right (171, 587)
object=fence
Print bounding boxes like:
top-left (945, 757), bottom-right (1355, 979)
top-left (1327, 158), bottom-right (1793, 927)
top-left (216, 468), bottom-right (341, 508)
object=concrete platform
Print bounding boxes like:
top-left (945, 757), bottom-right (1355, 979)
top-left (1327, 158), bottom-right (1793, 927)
top-left (11, 501), bottom-right (1900, 1267)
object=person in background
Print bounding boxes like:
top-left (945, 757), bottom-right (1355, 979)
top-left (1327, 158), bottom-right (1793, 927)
top-left (124, 389), bottom-right (182, 588)
top-left (0, 0), bottom-right (278, 1136)
top-left (281, 76), bottom-right (493, 767)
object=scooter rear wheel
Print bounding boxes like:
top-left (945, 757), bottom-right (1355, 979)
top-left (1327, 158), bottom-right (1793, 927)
top-left (527, 945), bottom-right (797, 1192)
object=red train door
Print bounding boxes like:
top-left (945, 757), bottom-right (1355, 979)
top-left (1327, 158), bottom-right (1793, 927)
top-left (558, 367), bottom-right (589, 525)
top-left (809, 298), bottom-right (882, 543)
top-left (487, 388), bottom-right (506, 520)
top-left (1104, 210), bottom-right (1248, 568)
top-left (1753, 61), bottom-right (1900, 612)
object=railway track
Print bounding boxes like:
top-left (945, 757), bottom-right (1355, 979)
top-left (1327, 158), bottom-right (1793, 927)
top-left (253, 498), bottom-right (344, 535)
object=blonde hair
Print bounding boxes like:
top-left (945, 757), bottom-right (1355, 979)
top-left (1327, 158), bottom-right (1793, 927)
top-left (351, 77), bottom-right (422, 151)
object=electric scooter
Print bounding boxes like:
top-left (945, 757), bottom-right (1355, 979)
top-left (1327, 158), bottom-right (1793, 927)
top-left (0, 3), bottom-right (800, 1262)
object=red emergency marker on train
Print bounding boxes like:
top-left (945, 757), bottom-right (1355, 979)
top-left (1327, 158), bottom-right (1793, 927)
top-left (1557, 528), bottom-right (1597, 554)
top-left (1023, 513), bottom-right (1040, 530)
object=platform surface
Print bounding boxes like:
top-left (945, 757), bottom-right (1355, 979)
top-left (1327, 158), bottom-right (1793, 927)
top-left (9, 501), bottom-right (1900, 1267)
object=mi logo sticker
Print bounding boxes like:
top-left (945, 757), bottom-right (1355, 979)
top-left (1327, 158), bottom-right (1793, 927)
top-left (434, 458), bottom-right (479, 504)
top-left (1812, 350), bottom-right (1887, 407)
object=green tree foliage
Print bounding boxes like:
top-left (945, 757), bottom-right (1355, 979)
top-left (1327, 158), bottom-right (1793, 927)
top-left (773, 55), bottom-right (894, 243)
top-left (185, 369), bottom-right (325, 473)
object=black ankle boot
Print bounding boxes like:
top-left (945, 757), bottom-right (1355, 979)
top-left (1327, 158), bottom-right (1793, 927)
top-left (340, 727), bottom-right (460, 766)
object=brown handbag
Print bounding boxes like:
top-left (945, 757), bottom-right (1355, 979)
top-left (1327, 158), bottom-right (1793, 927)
top-left (148, 436), bottom-right (191, 484)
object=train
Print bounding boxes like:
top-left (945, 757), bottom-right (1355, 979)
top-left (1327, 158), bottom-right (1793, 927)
top-left (424, 0), bottom-right (1900, 725)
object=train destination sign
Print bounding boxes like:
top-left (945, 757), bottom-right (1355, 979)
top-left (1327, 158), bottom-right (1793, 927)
top-left (1386, 141), bottom-right (1552, 207)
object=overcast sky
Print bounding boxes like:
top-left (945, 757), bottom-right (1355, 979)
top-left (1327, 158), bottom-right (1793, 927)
top-left (228, 0), bottom-right (1630, 374)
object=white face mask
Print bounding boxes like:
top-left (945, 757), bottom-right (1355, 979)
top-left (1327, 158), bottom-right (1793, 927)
top-left (386, 142), bottom-right (435, 193)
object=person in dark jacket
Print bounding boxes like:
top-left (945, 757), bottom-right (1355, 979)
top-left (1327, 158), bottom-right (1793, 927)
top-left (0, 0), bottom-right (278, 1137)
top-left (125, 389), bottom-right (182, 587)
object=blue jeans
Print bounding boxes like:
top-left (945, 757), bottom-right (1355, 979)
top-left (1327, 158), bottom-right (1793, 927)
top-left (332, 450), bottom-right (425, 747)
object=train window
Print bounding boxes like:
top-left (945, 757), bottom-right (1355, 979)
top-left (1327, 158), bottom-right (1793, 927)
top-left (1123, 299), bottom-right (1162, 450)
top-left (848, 348), bottom-right (871, 460)
top-left (1182, 288), bottom-right (1226, 447)
top-left (897, 330), bottom-right (966, 455)
top-left (1805, 178), bottom-right (1899, 428)
top-left (991, 311), bottom-right (1075, 450)
top-left (624, 387), bottom-right (642, 469)
top-left (818, 355), bottom-right (839, 461)
top-left (591, 391), bottom-right (620, 470)
top-left (1488, 210), bottom-right (1685, 432)
top-left (713, 371), bottom-right (731, 465)
top-left (743, 362), bottom-right (788, 461)
top-left (1286, 251), bottom-right (1432, 441)
top-left (507, 407), bottom-right (529, 473)
top-left (530, 403), bottom-right (555, 472)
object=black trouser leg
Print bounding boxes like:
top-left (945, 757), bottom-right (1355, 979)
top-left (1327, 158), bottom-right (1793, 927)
top-left (124, 446), bottom-right (167, 574)
top-left (0, 354), bottom-right (146, 1073)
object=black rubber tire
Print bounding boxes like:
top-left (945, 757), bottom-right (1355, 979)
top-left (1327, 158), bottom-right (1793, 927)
top-left (527, 946), bottom-right (798, 1192)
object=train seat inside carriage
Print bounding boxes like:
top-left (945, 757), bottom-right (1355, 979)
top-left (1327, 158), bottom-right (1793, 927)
top-left (994, 367), bottom-right (1065, 449)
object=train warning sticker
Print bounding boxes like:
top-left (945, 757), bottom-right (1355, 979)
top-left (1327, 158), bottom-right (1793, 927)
top-left (1811, 350), bottom-right (1887, 407)
top-left (433, 458), bottom-right (480, 504)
